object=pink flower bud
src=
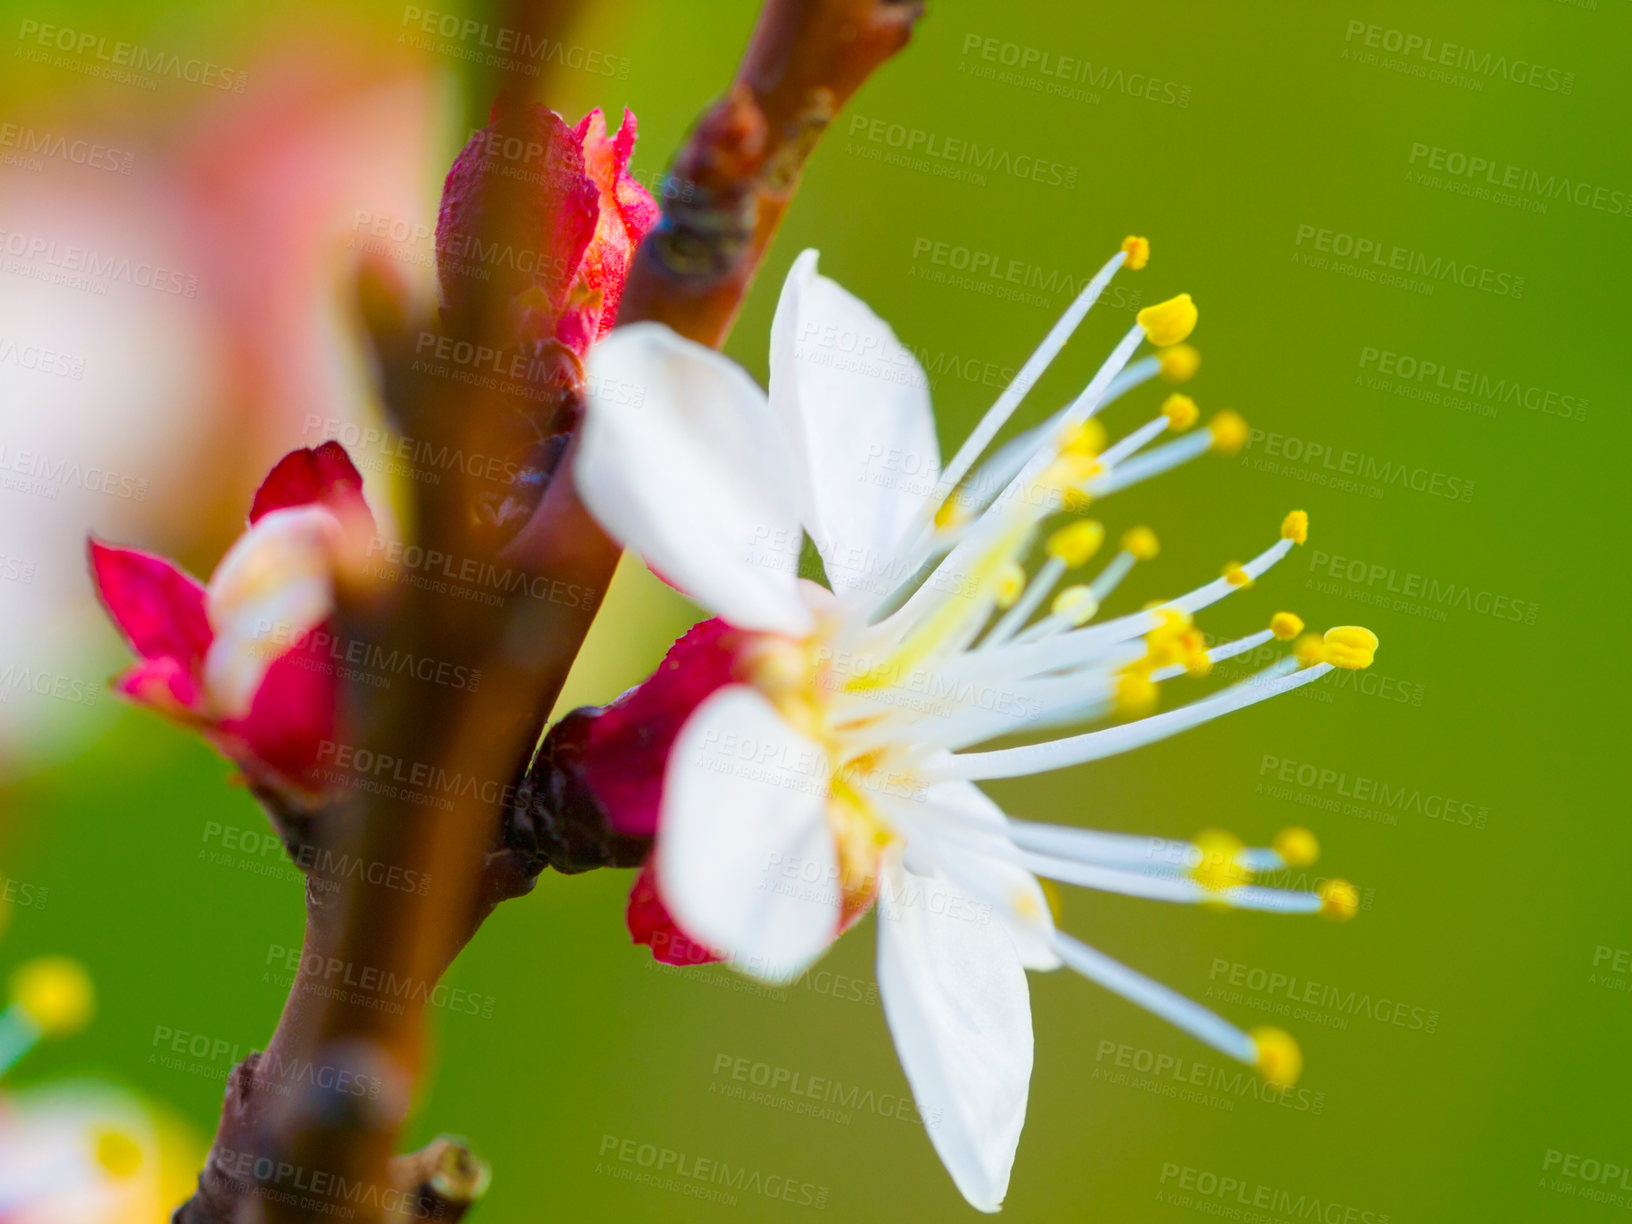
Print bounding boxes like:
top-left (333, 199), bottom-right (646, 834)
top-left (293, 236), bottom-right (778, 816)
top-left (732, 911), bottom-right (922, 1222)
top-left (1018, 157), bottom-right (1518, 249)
top-left (89, 442), bottom-right (369, 801)
top-left (435, 101), bottom-right (658, 355)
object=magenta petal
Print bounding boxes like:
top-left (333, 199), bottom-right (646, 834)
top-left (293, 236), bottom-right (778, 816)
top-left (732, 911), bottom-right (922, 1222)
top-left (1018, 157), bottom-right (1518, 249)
top-left (88, 538), bottom-right (212, 670)
top-left (627, 861), bottom-right (722, 967)
top-left (249, 441), bottom-right (373, 528)
top-left (226, 625), bottom-right (338, 795)
top-left (578, 618), bottom-right (745, 839)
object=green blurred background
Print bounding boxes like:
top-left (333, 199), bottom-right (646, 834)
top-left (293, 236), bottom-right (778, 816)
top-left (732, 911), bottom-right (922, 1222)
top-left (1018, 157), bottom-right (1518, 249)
top-left (1, 0), bottom-right (1625, 1219)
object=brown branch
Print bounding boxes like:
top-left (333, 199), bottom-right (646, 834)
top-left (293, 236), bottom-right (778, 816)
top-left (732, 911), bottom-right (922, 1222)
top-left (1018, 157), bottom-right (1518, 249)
top-left (619, 0), bottom-right (927, 347)
top-left (174, 2), bottom-right (924, 1220)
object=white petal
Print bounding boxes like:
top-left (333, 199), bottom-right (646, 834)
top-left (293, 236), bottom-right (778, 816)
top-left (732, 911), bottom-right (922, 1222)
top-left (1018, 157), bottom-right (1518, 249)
top-left (203, 506), bottom-right (338, 717)
top-left (769, 251), bottom-right (938, 596)
top-left (910, 782), bottom-right (1062, 971)
top-left (579, 324), bottom-right (812, 635)
top-left (656, 686), bottom-right (839, 982)
top-left (877, 859), bottom-right (1033, 1213)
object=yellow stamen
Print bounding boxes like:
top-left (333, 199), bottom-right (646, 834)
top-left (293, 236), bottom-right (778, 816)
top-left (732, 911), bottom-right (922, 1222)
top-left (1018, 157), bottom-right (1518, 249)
top-left (1272, 826), bottom-right (1320, 868)
top-left (1208, 411), bottom-right (1249, 454)
top-left (10, 957), bottom-right (95, 1038)
top-left (1121, 526), bottom-right (1160, 561)
top-left (1222, 562), bottom-right (1252, 588)
top-left (1051, 585), bottom-right (1099, 626)
top-left (1137, 293), bottom-right (1197, 346)
top-left (1115, 670), bottom-right (1158, 717)
top-left (1251, 1027), bottom-right (1303, 1088)
top-left (1281, 509), bottom-right (1309, 545)
top-left (1270, 611), bottom-right (1304, 641)
top-left (934, 496), bottom-right (971, 532)
top-left (1120, 234), bottom-right (1150, 270)
top-left (1046, 520), bottom-right (1105, 568)
top-left (1190, 829), bottom-right (1250, 891)
top-left (1318, 878), bottom-right (1360, 921)
top-left (1292, 633), bottom-right (1326, 668)
top-left (847, 521), bottom-right (1032, 691)
top-left (1157, 343), bottom-right (1201, 383)
top-left (1161, 393), bottom-right (1199, 430)
top-left (1181, 630), bottom-right (1212, 677)
top-left (1322, 626), bottom-right (1378, 670)
top-left (1063, 418), bottom-right (1107, 458)
top-left (994, 562), bottom-right (1026, 609)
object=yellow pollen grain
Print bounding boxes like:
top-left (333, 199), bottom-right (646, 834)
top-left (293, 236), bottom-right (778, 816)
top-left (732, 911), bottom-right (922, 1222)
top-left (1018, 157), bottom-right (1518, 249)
top-left (1292, 632), bottom-right (1327, 668)
top-left (1190, 829), bottom-right (1250, 891)
top-left (1120, 234), bottom-right (1150, 270)
top-left (9, 957), bottom-right (95, 1038)
top-left (1251, 1027), bottom-right (1303, 1088)
top-left (1208, 411), bottom-right (1249, 454)
top-left (1121, 526), bottom-right (1160, 561)
top-left (1063, 418), bottom-right (1107, 458)
top-left (1046, 519), bottom-right (1105, 568)
top-left (1222, 562), bottom-right (1253, 588)
top-left (1270, 611), bottom-right (1304, 641)
top-left (1322, 625), bottom-right (1378, 670)
top-left (1161, 393), bottom-right (1199, 430)
top-left (1272, 826), bottom-right (1320, 868)
top-left (1318, 878), bottom-right (1361, 921)
top-left (1281, 509), bottom-right (1309, 545)
top-left (994, 562), bottom-right (1026, 609)
top-left (1137, 293), bottom-right (1197, 346)
top-left (1051, 585), bottom-right (1099, 626)
top-left (1158, 343), bottom-right (1201, 383)
top-left (1116, 670), bottom-right (1158, 717)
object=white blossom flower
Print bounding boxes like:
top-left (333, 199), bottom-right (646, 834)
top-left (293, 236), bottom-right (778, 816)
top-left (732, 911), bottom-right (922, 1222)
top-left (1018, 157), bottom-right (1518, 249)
top-left (574, 239), bottom-right (1375, 1211)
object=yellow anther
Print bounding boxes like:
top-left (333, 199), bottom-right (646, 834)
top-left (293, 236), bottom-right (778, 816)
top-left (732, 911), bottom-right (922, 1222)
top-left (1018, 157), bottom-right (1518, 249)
top-left (1281, 509), bottom-right (1309, 545)
top-left (1137, 293), bottom-right (1197, 346)
top-left (1054, 451), bottom-right (1102, 484)
top-left (1120, 235), bottom-right (1150, 270)
top-left (10, 957), bottom-right (95, 1038)
top-left (1161, 393), bottom-right (1199, 431)
top-left (1062, 418), bottom-right (1107, 458)
top-left (1061, 488), bottom-right (1093, 513)
top-left (1322, 625), bottom-right (1378, 670)
top-left (1318, 878), bottom-right (1361, 921)
top-left (994, 562), bottom-right (1027, 609)
top-left (934, 496), bottom-right (971, 532)
top-left (1181, 630), bottom-right (1212, 677)
top-left (1051, 585), bottom-right (1100, 626)
top-left (1190, 829), bottom-right (1250, 891)
top-left (1222, 562), bottom-right (1253, 588)
top-left (1157, 343), bottom-right (1201, 383)
top-left (1270, 611), bottom-right (1304, 641)
top-left (1251, 1027), bottom-right (1303, 1088)
top-left (1046, 520), bottom-right (1105, 568)
top-left (1115, 670), bottom-right (1158, 717)
top-left (1121, 526), bottom-right (1160, 561)
top-left (1292, 633), bottom-right (1326, 668)
top-left (95, 1129), bottom-right (144, 1178)
top-left (1272, 826), bottom-right (1320, 868)
top-left (1208, 411), bottom-right (1249, 454)
top-left (1152, 606), bottom-right (1192, 632)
